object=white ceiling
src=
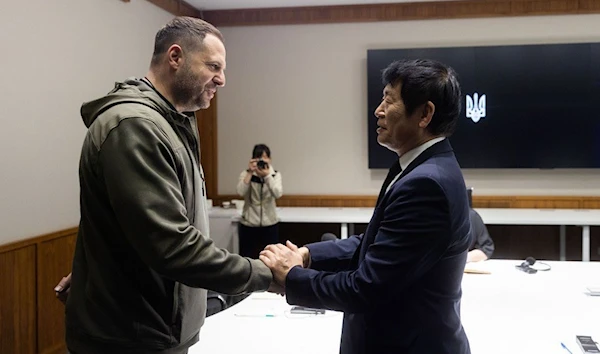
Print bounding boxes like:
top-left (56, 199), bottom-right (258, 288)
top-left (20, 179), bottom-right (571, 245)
top-left (188, 0), bottom-right (452, 11)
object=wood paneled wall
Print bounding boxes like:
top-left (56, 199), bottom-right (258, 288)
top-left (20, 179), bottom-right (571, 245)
top-left (196, 98), bottom-right (219, 198)
top-left (201, 0), bottom-right (600, 27)
top-left (0, 246), bottom-right (36, 354)
top-left (213, 194), bottom-right (600, 209)
top-left (0, 228), bottom-right (77, 354)
top-left (144, 0), bottom-right (201, 17)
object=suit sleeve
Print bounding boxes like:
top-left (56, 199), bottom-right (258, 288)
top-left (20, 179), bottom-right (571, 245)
top-left (470, 210), bottom-right (494, 258)
top-left (100, 118), bottom-right (271, 294)
top-left (305, 235), bottom-right (363, 272)
top-left (285, 176), bottom-right (451, 313)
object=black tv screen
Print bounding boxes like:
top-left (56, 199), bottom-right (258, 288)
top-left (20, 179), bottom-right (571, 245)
top-left (367, 42), bottom-right (600, 169)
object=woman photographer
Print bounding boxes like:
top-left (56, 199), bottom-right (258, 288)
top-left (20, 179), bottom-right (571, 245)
top-left (236, 144), bottom-right (283, 258)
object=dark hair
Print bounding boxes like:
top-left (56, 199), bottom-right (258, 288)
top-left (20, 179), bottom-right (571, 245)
top-left (151, 17), bottom-right (223, 66)
top-left (252, 144), bottom-right (271, 159)
top-left (382, 59), bottom-right (462, 136)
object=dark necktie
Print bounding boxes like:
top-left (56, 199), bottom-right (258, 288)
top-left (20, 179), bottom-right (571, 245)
top-left (375, 160), bottom-right (402, 207)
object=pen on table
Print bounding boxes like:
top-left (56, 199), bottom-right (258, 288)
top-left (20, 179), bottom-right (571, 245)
top-left (561, 342), bottom-right (573, 354)
top-left (234, 313), bottom-right (276, 318)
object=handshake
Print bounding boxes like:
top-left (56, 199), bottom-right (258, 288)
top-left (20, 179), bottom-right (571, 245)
top-left (258, 240), bottom-right (310, 295)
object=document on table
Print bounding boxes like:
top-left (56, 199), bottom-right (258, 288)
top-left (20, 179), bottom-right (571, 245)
top-left (464, 261), bottom-right (491, 274)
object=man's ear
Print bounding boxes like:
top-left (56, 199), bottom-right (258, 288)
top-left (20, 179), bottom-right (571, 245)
top-left (166, 44), bottom-right (184, 70)
top-left (418, 101), bottom-right (436, 128)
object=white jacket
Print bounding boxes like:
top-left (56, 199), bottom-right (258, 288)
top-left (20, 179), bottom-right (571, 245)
top-left (236, 166), bottom-right (283, 227)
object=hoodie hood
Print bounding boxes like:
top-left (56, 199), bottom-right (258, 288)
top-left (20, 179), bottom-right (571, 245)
top-left (80, 78), bottom-right (181, 128)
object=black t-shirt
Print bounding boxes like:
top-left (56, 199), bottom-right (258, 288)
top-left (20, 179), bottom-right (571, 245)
top-left (469, 209), bottom-right (495, 258)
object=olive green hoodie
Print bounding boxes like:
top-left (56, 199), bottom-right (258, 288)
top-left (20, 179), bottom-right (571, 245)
top-left (66, 78), bottom-right (272, 354)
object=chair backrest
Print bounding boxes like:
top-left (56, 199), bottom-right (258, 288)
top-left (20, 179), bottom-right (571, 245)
top-left (206, 291), bottom-right (228, 317)
top-left (466, 187), bottom-right (473, 208)
top-left (321, 233), bottom-right (339, 241)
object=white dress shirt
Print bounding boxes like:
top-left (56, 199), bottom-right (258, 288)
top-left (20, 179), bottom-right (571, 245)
top-left (385, 137), bottom-right (446, 194)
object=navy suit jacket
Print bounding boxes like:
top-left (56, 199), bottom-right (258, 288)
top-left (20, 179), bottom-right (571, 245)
top-left (285, 139), bottom-right (471, 354)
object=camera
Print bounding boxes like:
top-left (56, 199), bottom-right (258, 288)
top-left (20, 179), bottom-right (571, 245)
top-left (257, 160), bottom-right (269, 169)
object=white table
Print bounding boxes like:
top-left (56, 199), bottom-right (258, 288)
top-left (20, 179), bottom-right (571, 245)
top-left (191, 260), bottom-right (600, 354)
top-left (476, 208), bottom-right (600, 262)
top-left (208, 207), bottom-right (241, 253)
top-left (209, 207), bottom-right (600, 261)
top-left (276, 207), bottom-right (374, 239)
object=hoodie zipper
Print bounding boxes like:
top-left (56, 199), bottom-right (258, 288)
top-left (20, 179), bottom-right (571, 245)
top-left (184, 122), bottom-right (205, 197)
top-left (172, 121), bottom-right (204, 219)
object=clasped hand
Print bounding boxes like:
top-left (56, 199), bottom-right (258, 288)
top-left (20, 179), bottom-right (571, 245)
top-left (259, 241), bottom-right (306, 294)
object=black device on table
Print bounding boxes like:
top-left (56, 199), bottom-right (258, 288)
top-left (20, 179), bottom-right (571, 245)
top-left (577, 336), bottom-right (600, 353)
top-left (290, 306), bottom-right (325, 315)
top-left (515, 257), bottom-right (551, 274)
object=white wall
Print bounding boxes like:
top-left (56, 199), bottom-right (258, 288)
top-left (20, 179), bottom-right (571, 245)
top-left (0, 0), bottom-right (173, 244)
top-left (217, 14), bottom-right (600, 196)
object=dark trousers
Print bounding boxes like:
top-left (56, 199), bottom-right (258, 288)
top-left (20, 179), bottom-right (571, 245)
top-left (238, 223), bottom-right (279, 258)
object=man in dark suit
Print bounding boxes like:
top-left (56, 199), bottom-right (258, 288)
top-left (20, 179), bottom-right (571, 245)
top-left (260, 59), bottom-right (471, 354)
top-left (467, 208), bottom-right (495, 262)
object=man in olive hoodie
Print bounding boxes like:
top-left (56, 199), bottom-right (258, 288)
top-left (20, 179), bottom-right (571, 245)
top-left (59, 17), bottom-right (273, 354)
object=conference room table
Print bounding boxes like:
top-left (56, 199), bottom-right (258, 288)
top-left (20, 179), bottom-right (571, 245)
top-left (190, 260), bottom-right (600, 354)
top-left (209, 207), bottom-right (600, 261)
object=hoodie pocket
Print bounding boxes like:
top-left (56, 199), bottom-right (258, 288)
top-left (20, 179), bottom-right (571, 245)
top-left (172, 281), bottom-right (180, 321)
top-left (171, 282), bottom-right (180, 337)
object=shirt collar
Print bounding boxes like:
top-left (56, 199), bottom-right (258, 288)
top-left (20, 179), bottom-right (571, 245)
top-left (399, 136), bottom-right (446, 172)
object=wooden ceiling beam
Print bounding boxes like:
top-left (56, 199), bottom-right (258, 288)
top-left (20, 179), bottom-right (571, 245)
top-left (200, 0), bottom-right (600, 27)
top-left (144, 0), bottom-right (202, 17)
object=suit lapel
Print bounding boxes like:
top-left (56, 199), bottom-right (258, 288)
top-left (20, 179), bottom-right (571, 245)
top-left (376, 140), bottom-right (454, 208)
top-left (356, 139), bottom-right (455, 262)
top-left (350, 161), bottom-right (401, 267)
top-left (398, 139), bottom-right (454, 180)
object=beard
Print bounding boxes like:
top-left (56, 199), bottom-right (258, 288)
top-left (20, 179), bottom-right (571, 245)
top-left (171, 63), bottom-right (211, 112)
